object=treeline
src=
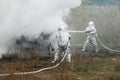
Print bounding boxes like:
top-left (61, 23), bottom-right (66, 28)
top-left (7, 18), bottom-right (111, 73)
top-left (65, 3), bottom-right (120, 49)
top-left (82, 0), bottom-right (120, 6)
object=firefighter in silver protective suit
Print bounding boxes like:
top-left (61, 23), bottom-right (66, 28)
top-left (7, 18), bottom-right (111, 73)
top-left (52, 26), bottom-right (71, 63)
top-left (82, 21), bottom-right (99, 52)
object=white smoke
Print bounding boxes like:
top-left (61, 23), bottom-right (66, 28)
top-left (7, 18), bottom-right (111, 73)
top-left (0, 0), bottom-right (81, 58)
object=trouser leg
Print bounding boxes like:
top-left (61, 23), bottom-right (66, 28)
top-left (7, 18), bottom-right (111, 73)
top-left (66, 48), bottom-right (71, 63)
top-left (91, 36), bottom-right (98, 52)
top-left (52, 49), bottom-right (59, 63)
top-left (82, 36), bottom-right (90, 51)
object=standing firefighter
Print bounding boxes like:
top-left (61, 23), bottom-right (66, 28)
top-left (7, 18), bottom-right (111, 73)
top-left (82, 21), bottom-right (99, 52)
top-left (52, 26), bottom-right (71, 64)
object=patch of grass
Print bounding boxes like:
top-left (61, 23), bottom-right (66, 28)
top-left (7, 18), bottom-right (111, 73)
top-left (1, 55), bottom-right (120, 80)
top-left (0, 75), bottom-right (40, 80)
top-left (114, 63), bottom-right (120, 72)
top-left (2, 53), bottom-right (18, 60)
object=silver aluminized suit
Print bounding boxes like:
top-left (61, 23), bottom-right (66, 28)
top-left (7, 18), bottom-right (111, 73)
top-left (82, 21), bottom-right (98, 52)
top-left (52, 29), bottom-right (71, 63)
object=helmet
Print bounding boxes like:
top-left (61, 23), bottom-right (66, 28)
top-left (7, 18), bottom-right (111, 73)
top-left (88, 21), bottom-right (94, 26)
top-left (58, 26), bottom-right (64, 31)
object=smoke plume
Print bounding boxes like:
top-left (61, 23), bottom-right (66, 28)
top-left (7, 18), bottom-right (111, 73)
top-left (0, 0), bottom-right (81, 58)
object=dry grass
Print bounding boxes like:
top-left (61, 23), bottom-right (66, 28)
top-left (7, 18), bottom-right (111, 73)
top-left (1, 54), bottom-right (120, 80)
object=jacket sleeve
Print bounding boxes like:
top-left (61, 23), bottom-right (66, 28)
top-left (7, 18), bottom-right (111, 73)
top-left (85, 27), bottom-right (92, 33)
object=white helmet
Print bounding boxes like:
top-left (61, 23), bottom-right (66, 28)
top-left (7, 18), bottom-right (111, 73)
top-left (58, 26), bottom-right (64, 31)
top-left (88, 21), bottom-right (94, 26)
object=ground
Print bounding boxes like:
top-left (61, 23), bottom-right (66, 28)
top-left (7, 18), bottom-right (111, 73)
top-left (0, 52), bottom-right (120, 80)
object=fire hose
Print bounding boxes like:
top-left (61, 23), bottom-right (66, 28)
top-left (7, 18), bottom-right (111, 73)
top-left (0, 30), bottom-right (120, 76)
top-left (68, 30), bottom-right (120, 53)
top-left (0, 43), bottom-right (69, 76)
top-left (97, 37), bottom-right (120, 53)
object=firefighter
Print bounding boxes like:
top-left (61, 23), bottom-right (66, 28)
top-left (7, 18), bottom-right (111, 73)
top-left (82, 21), bottom-right (99, 52)
top-left (52, 26), bottom-right (71, 63)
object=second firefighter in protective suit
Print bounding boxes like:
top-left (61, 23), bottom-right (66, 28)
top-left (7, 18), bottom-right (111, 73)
top-left (82, 21), bottom-right (99, 52)
top-left (52, 26), bottom-right (71, 63)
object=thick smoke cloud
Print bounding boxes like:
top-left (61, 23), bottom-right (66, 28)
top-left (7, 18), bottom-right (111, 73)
top-left (0, 0), bottom-right (81, 58)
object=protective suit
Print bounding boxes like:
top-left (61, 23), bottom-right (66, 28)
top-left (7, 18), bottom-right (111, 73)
top-left (52, 26), bottom-right (71, 63)
top-left (82, 21), bottom-right (98, 52)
